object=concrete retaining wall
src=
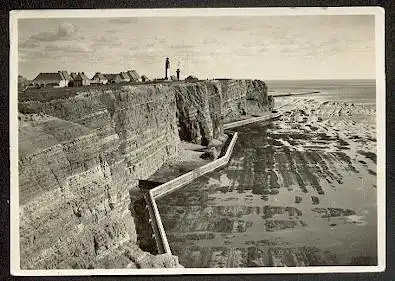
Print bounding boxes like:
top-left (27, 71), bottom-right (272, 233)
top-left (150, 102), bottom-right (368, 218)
top-left (150, 131), bottom-right (238, 199)
top-left (143, 112), bottom-right (284, 255)
top-left (143, 131), bottom-right (238, 255)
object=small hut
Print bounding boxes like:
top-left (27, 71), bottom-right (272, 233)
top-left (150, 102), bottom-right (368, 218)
top-left (126, 70), bottom-right (140, 82)
top-left (185, 75), bottom-right (198, 82)
top-left (141, 75), bottom-right (150, 82)
top-left (119, 72), bottom-right (130, 82)
top-left (104, 74), bottom-right (122, 84)
top-left (72, 72), bottom-right (91, 87)
top-left (91, 72), bottom-right (108, 85)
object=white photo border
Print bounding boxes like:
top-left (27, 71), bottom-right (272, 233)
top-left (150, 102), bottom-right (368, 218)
top-left (9, 6), bottom-right (386, 276)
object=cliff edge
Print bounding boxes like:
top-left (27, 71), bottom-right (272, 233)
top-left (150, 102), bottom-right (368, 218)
top-left (18, 79), bottom-right (270, 269)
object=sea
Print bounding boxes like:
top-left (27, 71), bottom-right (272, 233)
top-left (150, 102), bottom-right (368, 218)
top-left (266, 79), bottom-right (376, 104)
top-left (156, 79), bottom-right (378, 268)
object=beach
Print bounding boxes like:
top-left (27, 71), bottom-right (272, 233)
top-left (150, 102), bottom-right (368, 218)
top-left (156, 86), bottom-right (378, 267)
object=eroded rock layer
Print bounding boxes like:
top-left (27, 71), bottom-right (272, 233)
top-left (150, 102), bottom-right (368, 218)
top-left (156, 98), bottom-right (377, 268)
top-left (18, 80), bottom-right (270, 269)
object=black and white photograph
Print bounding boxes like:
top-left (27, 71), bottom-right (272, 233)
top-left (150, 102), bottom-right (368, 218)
top-left (10, 7), bottom-right (385, 275)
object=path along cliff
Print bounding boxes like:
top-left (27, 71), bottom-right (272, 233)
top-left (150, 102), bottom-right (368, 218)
top-left (18, 79), bottom-right (272, 269)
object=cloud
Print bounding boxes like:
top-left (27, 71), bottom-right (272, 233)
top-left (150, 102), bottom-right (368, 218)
top-left (31, 22), bottom-right (76, 42)
top-left (202, 39), bottom-right (218, 45)
top-left (44, 42), bottom-right (91, 54)
top-left (108, 18), bottom-right (139, 24)
top-left (19, 22), bottom-right (77, 50)
top-left (19, 40), bottom-right (38, 49)
top-left (220, 25), bottom-right (245, 32)
top-left (170, 43), bottom-right (195, 50)
top-left (91, 35), bottom-right (124, 47)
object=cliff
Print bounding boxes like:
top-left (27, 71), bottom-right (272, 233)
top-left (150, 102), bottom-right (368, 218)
top-left (18, 79), bottom-right (270, 269)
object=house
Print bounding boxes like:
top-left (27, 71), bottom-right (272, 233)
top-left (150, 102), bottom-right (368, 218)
top-left (59, 70), bottom-right (72, 85)
top-left (126, 70), bottom-right (140, 82)
top-left (32, 71), bottom-right (69, 88)
top-left (72, 72), bottom-right (91, 87)
top-left (104, 74), bottom-right (122, 84)
top-left (70, 72), bottom-right (78, 80)
top-left (91, 72), bottom-right (108, 85)
top-left (170, 75), bottom-right (177, 81)
top-left (185, 75), bottom-right (198, 82)
top-left (141, 75), bottom-right (150, 82)
top-left (119, 72), bottom-right (130, 82)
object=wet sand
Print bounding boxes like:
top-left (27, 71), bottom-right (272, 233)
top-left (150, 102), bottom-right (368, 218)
top-left (149, 134), bottom-right (229, 183)
top-left (157, 97), bottom-right (377, 267)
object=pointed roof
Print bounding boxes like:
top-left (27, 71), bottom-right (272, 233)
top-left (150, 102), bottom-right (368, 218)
top-left (119, 72), bottom-right (130, 80)
top-left (126, 70), bottom-right (140, 81)
top-left (185, 75), bottom-right (198, 81)
top-left (92, 72), bottom-right (108, 80)
top-left (60, 70), bottom-right (72, 81)
top-left (33, 72), bottom-right (64, 82)
top-left (141, 75), bottom-right (150, 81)
top-left (73, 72), bottom-right (90, 81)
top-left (104, 73), bottom-right (121, 80)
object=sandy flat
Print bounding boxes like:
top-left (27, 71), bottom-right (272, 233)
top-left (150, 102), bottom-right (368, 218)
top-left (157, 96), bottom-right (377, 267)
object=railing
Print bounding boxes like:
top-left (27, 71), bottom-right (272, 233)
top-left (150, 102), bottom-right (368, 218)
top-left (140, 109), bottom-right (287, 255)
top-left (143, 191), bottom-right (172, 254)
top-left (140, 131), bottom-right (238, 255)
top-left (150, 131), bottom-right (238, 199)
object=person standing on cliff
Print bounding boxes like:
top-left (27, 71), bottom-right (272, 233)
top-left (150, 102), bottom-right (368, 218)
top-left (165, 57), bottom-right (170, 80)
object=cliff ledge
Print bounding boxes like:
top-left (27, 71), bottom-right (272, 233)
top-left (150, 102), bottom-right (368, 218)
top-left (18, 79), bottom-right (271, 269)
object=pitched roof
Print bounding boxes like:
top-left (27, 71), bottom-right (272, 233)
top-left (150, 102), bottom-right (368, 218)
top-left (119, 72), bottom-right (130, 80)
top-left (80, 73), bottom-right (90, 80)
top-left (60, 71), bottom-right (72, 81)
top-left (104, 74), bottom-right (121, 80)
top-left (33, 72), bottom-right (64, 82)
top-left (70, 72), bottom-right (78, 79)
top-left (73, 72), bottom-right (90, 81)
top-left (185, 75), bottom-right (198, 81)
top-left (141, 75), bottom-right (150, 81)
top-left (126, 70), bottom-right (140, 81)
top-left (92, 72), bottom-right (108, 80)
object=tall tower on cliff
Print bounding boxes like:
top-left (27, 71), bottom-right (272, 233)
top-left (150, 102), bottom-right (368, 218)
top-left (165, 57), bottom-right (170, 80)
top-left (176, 68), bottom-right (180, 81)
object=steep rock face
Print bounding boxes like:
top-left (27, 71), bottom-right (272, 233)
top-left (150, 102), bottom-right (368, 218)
top-left (174, 82), bottom-right (217, 145)
top-left (219, 79), bottom-right (270, 122)
top-left (18, 80), bottom-right (269, 269)
top-left (18, 85), bottom-right (180, 269)
top-left (174, 79), bottom-right (270, 145)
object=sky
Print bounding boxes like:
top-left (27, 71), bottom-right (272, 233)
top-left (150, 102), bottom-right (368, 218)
top-left (18, 15), bottom-right (375, 81)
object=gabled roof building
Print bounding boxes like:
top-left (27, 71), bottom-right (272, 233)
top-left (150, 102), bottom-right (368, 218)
top-left (119, 72), bottom-right (130, 82)
top-left (72, 72), bottom-right (91, 87)
top-left (126, 70), bottom-right (140, 82)
top-left (32, 71), bottom-right (69, 87)
top-left (91, 72), bottom-right (109, 84)
top-left (104, 74), bottom-right (122, 84)
top-left (141, 75), bottom-right (150, 82)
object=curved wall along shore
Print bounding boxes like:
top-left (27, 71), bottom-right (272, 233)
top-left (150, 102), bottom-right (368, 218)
top-left (18, 79), bottom-right (271, 269)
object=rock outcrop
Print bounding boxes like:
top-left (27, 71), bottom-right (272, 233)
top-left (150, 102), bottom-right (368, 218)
top-left (174, 79), bottom-right (269, 145)
top-left (18, 79), bottom-right (270, 269)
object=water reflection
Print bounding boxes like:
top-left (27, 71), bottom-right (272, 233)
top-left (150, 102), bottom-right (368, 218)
top-left (157, 116), bottom-right (377, 267)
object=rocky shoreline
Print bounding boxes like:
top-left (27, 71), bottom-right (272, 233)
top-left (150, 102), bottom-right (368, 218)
top-left (156, 96), bottom-right (377, 267)
top-left (18, 79), bottom-right (272, 269)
